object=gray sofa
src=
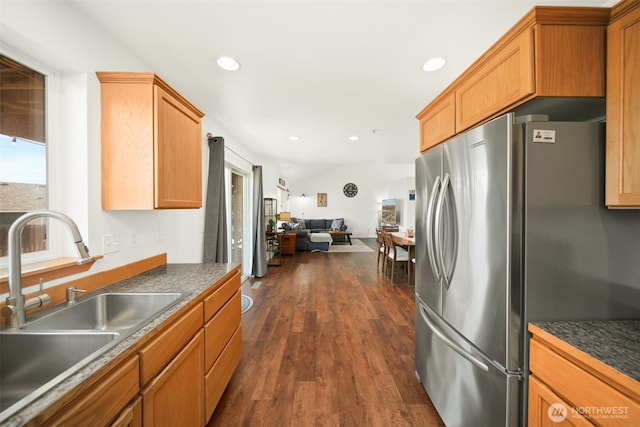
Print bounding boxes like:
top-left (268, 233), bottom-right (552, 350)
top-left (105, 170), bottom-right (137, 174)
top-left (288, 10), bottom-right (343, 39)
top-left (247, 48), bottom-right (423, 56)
top-left (282, 218), bottom-right (348, 251)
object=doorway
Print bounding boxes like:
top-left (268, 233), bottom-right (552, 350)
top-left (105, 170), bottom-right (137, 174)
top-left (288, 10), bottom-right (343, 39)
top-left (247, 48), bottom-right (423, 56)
top-left (229, 171), bottom-right (244, 265)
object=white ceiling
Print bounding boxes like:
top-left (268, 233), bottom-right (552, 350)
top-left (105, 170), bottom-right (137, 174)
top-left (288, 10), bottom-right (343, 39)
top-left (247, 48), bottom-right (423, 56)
top-left (70, 0), bottom-right (608, 180)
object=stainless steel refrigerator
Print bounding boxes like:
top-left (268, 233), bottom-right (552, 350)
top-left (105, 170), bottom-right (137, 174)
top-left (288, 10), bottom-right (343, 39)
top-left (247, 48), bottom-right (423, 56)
top-left (414, 112), bottom-right (640, 426)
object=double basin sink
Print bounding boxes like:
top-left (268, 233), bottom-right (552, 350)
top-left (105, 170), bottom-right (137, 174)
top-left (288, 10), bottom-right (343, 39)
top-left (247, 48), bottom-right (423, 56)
top-left (0, 291), bottom-right (188, 422)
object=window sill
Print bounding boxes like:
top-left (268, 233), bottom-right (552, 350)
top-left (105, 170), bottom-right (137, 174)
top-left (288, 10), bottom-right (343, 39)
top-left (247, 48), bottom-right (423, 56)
top-left (0, 256), bottom-right (102, 294)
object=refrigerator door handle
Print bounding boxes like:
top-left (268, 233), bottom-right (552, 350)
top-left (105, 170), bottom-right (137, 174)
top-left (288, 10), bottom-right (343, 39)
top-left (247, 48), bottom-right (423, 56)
top-left (434, 174), bottom-right (451, 289)
top-left (426, 176), bottom-right (442, 281)
top-left (418, 302), bottom-right (489, 372)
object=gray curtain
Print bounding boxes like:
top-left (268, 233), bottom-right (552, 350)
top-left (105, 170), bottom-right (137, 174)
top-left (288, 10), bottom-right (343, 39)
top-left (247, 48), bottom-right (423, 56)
top-left (252, 165), bottom-right (267, 277)
top-left (203, 136), bottom-right (228, 263)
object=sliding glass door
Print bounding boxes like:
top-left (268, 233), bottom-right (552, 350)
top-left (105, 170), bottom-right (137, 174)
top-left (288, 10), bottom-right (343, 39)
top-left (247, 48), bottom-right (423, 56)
top-left (229, 171), bottom-right (244, 264)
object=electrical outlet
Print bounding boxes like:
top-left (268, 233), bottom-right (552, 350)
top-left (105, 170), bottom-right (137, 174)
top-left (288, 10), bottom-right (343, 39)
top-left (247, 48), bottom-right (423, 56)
top-left (130, 233), bottom-right (138, 248)
top-left (158, 230), bottom-right (166, 243)
top-left (103, 234), bottom-right (120, 254)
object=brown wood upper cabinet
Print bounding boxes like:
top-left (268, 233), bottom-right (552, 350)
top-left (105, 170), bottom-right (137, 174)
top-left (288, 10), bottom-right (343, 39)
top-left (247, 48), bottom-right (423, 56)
top-left (606, 0), bottom-right (640, 208)
top-left (97, 72), bottom-right (205, 210)
top-left (417, 6), bottom-right (609, 152)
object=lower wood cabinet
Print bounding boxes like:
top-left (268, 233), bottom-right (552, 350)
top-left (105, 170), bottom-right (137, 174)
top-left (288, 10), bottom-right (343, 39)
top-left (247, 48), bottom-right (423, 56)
top-left (528, 324), bottom-right (640, 427)
top-left (205, 291), bottom-right (241, 369)
top-left (203, 272), bottom-right (242, 422)
top-left (141, 331), bottom-right (204, 427)
top-left (205, 327), bottom-right (242, 419)
top-left (41, 267), bottom-right (242, 426)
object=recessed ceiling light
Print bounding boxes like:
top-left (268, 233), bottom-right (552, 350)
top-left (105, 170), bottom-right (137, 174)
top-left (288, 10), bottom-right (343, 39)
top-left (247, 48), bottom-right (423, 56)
top-left (217, 56), bottom-right (240, 71)
top-left (289, 136), bottom-right (300, 141)
top-left (348, 136), bottom-right (359, 141)
top-left (423, 57), bottom-right (446, 72)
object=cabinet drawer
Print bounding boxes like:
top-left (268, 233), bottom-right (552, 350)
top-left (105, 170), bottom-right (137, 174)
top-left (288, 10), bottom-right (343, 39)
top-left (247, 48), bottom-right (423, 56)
top-left (205, 290), bottom-right (241, 371)
top-left (139, 303), bottom-right (203, 386)
top-left (529, 338), bottom-right (640, 426)
top-left (417, 92), bottom-right (456, 152)
top-left (456, 28), bottom-right (535, 132)
top-left (204, 271), bottom-right (240, 321)
top-left (48, 356), bottom-right (140, 426)
top-left (205, 326), bottom-right (242, 421)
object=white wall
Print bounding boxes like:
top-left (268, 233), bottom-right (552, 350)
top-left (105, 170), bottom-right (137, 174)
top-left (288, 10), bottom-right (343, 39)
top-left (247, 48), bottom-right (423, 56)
top-left (0, 1), bottom-right (271, 293)
top-left (286, 164), bottom-right (415, 238)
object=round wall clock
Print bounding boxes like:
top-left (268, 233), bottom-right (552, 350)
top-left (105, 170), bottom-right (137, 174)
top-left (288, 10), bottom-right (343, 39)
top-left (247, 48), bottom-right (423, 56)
top-left (343, 183), bottom-right (358, 198)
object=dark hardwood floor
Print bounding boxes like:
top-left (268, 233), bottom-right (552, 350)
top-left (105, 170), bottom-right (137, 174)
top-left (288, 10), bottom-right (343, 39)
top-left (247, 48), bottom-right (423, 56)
top-left (207, 238), bottom-right (445, 426)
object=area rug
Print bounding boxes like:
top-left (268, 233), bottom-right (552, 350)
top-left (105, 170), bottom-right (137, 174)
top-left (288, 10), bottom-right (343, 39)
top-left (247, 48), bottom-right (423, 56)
top-left (241, 294), bottom-right (254, 314)
top-left (328, 239), bottom-right (374, 253)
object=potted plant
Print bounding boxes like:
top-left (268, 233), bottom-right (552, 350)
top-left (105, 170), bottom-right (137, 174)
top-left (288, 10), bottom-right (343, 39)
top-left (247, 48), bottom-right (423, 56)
top-left (267, 213), bottom-right (281, 232)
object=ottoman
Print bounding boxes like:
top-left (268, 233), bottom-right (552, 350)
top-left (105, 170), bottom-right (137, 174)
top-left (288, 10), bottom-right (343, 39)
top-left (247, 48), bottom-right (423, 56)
top-left (309, 232), bottom-right (332, 252)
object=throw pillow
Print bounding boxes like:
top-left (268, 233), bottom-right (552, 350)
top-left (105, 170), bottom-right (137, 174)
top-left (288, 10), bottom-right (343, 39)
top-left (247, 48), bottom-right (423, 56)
top-left (296, 218), bottom-right (306, 230)
top-left (330, 218), bottom-right (344, 230)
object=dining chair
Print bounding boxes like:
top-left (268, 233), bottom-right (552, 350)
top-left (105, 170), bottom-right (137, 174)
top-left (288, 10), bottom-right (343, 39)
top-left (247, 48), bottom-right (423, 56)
top-left (383, 232), bottom-right (409, 284)
top-left (376, 229), bottom-right (387, 273)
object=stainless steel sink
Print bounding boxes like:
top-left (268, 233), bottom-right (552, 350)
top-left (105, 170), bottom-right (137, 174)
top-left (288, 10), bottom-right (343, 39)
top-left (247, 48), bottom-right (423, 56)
top-left (0, 291), bottom-right (188, 423)
top-left (0, 331), bottom-right (119, 414)
top-left (22, 292), bottom-right (185, 334)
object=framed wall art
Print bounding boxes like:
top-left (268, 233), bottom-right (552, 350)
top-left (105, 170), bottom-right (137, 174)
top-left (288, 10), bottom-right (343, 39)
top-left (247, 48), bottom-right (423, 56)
top-left (317, 192), bottom-right (327, 207)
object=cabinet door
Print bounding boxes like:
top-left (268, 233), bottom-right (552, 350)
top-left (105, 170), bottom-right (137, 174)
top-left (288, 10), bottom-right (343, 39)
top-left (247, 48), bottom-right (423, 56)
top-left (528, 376), bottom-right (594, 427)
top-left (418, 92), bottom-right (456, 152)
top-left (154, 85), bottom-right (202, 208)
top-left (455, 28), bottom-right (535, 132)
top-left (606, 4), bottom-right (640, 207)
top-left (142, 330), bottom-right (204, 426)
top-left (535, 23), bottom-right (605, 97)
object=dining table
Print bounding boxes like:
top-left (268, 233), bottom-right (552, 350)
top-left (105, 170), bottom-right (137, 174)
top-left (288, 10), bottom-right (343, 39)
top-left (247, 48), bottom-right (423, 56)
top-left (391, 231), bottom-right (416, 284)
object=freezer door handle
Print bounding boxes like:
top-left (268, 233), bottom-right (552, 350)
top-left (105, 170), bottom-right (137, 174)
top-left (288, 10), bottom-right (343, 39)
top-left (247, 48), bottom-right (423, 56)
top-left (418, 302), bottom-right (489, 372)
top-left (426, 176), bottom-right (442, 282)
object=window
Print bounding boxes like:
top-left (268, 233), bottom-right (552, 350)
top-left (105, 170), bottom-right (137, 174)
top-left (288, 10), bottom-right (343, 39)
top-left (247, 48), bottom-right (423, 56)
top-left (0, 54), bottom-right (48, 258)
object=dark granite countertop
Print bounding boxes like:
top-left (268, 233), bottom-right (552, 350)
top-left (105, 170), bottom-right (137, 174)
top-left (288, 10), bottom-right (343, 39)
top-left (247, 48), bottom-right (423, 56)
top-left (532, 320), bottom-right (640, 383)
top-left (1, 262), bottom-right (239, 427)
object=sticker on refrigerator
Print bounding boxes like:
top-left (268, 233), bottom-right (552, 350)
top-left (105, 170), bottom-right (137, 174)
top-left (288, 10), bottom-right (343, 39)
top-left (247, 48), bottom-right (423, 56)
top-left (533, 129), bottom-right (556, 143)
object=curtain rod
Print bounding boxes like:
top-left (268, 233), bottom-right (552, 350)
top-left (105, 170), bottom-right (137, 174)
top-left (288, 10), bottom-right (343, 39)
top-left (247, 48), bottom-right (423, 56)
top-left (207, 133), bottom-right (255, 167)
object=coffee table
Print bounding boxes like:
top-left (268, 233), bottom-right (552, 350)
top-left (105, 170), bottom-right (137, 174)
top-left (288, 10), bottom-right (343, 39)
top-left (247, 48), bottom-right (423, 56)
top-left (328, 230), bottom-right (353, 245)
